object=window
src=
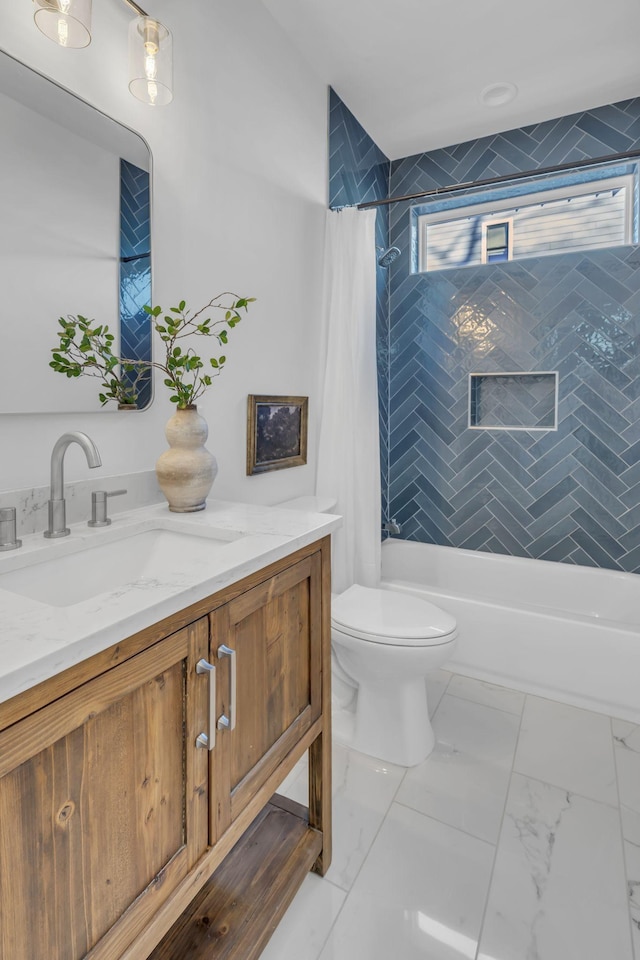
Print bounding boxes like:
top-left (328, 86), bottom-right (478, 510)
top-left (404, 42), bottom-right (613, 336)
top-left (415, 164), bottom-right (637, 273)
top-left (482, 219), bottom-right (512, 263)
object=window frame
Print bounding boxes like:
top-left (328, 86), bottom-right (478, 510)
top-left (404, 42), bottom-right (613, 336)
top-left (416, 172), bottom-right (635, 274)
top-left (481, 217), bottom-right (514, 264)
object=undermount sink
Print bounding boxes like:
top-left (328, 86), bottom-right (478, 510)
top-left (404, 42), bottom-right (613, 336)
top-left (0, 527), bottom-right (241, 607)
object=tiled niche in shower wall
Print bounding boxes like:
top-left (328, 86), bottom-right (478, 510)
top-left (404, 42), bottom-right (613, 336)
top-left (388, 98), bottom-right (640, 573)
top-left (469, 372), bottom-right (558, 431)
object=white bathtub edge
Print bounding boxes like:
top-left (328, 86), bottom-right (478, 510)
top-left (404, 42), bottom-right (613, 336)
top-left (380, 563), bottom-right (640, 726)
top-left (444, 661), bottom-right (640, 726)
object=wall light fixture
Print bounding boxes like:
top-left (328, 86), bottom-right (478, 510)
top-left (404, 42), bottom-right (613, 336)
top-left (32, 0), bottom-right (173, 105)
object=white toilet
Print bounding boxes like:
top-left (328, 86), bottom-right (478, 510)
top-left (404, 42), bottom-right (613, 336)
top-left (279, 496), bottom-right (458, 768)
top-left (331, 584), bottom-right (457, 766)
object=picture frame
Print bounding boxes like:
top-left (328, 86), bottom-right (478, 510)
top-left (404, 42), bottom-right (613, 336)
top-left (246, 395), bottom-right (308, 475)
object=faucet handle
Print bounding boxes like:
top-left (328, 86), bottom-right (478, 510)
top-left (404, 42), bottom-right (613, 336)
top-left (0, 507), bottom-right (22, 551)
top-left (88, 489), bottom-right (127, 528)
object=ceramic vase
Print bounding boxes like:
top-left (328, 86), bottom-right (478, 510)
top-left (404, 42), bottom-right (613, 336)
top-left (155, 405), bottom-right (217, 512)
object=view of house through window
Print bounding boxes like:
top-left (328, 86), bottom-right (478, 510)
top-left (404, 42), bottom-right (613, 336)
top-left (415, 167), bottom-right (637, 272)
top-left (483, 220), bottom-right (512, 263)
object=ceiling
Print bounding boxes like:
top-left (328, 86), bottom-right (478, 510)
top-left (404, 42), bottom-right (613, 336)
top-left (260, 0), bottom-right (640, 160)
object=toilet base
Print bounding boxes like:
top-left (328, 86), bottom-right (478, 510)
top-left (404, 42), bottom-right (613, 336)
top-left (352, 676), bottom-right (435, 767)
top-left (331, 660), bottom-right (437, 767)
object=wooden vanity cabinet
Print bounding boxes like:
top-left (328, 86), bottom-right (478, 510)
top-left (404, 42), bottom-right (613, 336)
top-left (210, 551), bottom-right (323, 842)
top-left (0, 536), bottom-right (331, 960)
top-left (0, 619), bottom-right (210, 960)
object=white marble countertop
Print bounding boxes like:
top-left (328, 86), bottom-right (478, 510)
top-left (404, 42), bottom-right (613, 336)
top-left (0, 499), bottom-right (341, 706)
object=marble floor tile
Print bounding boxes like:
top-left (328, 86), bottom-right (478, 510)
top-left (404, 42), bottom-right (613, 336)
top-left (446, 673), bottom-right (525, 716)
top-left (274, 672), bottom-right (636, 960)
top-left (318, 802), bottom-right (494, 960)
top-left (624, 840), bottom-right (640, 960)
top-left (614, 719), bottom-right (640, 845)
top-left (284, 741), bottom-right (406, 891)
top-left (514, 695), bottom-right (618, 805)
top-left (259, 873), bottom-right (346, 960)
top-left (426, 668), bottom-right (452, 717)
top-left (478, 773), bottom-right (633, 960)
top-left (396, 694), bottom-right (520, 843)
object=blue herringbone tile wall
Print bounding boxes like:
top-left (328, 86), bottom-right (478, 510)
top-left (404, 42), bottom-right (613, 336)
top-left (329, 89), bottom-right (391, 522)
top-left (388, 98), bottom-right (640, 572)
top-left (329, 88), bottom-right (389, 210)
top-left (120, 159), bottom-right (151, 409)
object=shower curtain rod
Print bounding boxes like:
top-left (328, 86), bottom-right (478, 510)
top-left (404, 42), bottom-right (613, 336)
top-left (354, 147), bottom-right (640, 210)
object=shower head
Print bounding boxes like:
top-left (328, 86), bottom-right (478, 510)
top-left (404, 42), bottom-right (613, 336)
top-left (377, 246), bottom-right (401, 268)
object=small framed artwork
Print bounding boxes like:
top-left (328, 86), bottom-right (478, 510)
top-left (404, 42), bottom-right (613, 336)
top-left (247, 395), bottom-right (308, 475)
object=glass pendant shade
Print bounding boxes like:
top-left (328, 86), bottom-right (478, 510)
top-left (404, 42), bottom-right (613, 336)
top-left (33, 0), bottom-right (92, 49)
top-left (128, 16), bottom-right (173, 106)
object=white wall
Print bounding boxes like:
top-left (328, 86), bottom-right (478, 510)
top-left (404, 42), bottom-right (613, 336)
top-left (0, 0), bottom-right (327, 505)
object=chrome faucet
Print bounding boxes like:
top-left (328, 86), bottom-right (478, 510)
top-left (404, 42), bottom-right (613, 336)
top-left (44, 432), bottom-right (102, 539)
top-left (0, 507), bottom-right (21, 551)
top-left (383, 518), bottom-right (402, 536)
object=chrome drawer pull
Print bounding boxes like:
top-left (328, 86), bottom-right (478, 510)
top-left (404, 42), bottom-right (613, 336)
top-left (195, 658), bottom-right (216, 750)
top-left (217, 644), bottom-right (237, 732)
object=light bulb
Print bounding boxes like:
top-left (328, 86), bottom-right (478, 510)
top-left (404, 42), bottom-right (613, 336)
top-left (57, 0), bottom-right (71, 45)
top-left (144, 53), bottom-right (157, 81)
top-left (144, 42), bottom-right (158, 104)
top-left (57, 16), bottom-right (69, 45)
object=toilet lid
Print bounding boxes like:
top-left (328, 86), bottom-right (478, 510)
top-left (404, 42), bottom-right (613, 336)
top-left (332, 584), bottom-right (457, 646)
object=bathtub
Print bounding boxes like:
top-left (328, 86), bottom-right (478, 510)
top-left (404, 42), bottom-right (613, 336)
top-left (380, 538), bottom-right (640, 724)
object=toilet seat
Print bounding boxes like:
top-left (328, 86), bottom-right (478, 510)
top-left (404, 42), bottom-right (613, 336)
top-left (331, 584), bottom-right (457, 647)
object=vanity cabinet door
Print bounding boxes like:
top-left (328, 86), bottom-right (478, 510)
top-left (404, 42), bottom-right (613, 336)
top-left (210, 551), bottom-right (323, 841)
top-left (0, 619), bottom-right (210, 960)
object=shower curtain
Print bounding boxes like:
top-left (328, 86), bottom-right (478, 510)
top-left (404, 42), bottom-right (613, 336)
top-left (316, 206), bottom-right (381, 595)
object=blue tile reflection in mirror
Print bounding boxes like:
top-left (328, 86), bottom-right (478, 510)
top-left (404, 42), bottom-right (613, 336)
top-left (120, 159), bottom-right (151, 409)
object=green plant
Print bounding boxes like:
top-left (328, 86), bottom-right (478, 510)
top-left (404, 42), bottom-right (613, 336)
top-left (50, 315), bottom-right (147, 406)
top-left (50, 292), bottom-right (255, 408)
top-left (144, 293), bottom-right (255, 408)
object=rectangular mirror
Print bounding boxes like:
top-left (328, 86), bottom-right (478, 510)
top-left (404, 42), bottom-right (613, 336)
top-left (0, 47), bottom-right (152, 414)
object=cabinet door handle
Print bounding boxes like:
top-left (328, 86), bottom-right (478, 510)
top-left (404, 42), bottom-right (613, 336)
top-left (195, 658), bottom-right (216, 750)
top-left (217, 644), bottom-right (237, 732)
